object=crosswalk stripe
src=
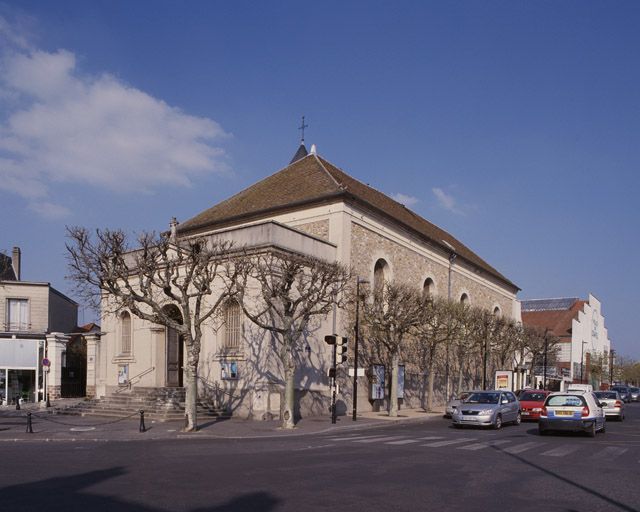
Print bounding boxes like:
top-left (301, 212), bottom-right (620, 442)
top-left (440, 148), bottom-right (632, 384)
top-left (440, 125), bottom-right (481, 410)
top-left (417, 436), bottom-right (445, 441)
top-left (422, 438), bottom-right (476, 447)
top-left (591, 446), bottom-right (628, 460)
top-left (458, 440), bottom-right (511, 451)
top-left (385, 439), bottom-right (420, 445)
top-left (541, 445), bottom-right (581, 457)
top-left (503, 442), bottom-right (544, 454)
top-left (354, 436), bottom-right (403, 443)
top-left (328, 435), bottom-right (388, 442)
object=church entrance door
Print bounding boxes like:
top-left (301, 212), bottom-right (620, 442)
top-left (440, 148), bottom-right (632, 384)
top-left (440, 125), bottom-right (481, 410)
top-left (166, 327), bottom-right (183, 387)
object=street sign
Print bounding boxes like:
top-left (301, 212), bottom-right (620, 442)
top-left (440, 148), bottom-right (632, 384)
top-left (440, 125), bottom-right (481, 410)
top-left (42, 358), bottom-right (51, 367)
top-left (348, 368), bottom-right (365, 377)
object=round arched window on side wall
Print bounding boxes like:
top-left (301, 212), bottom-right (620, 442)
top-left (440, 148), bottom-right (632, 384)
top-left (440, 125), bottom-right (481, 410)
top-left (423, 277), bottom-right (435, 298)
top-left (493, 306), bottom-right (502, 317)
top-left (373, 258), bottom-right (389, 300)
top-left (460, 293), bottom-right (469, 305)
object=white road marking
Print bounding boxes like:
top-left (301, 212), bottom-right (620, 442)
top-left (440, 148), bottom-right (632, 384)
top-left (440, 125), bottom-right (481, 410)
top-left (540, 445), bottom-right (581, 457)
top-left (457, 439), bottom-right (512, 451)
top-left (503, 442), bottom-right (544, 454)
top-left (591, 446), bottom-right (628, 459)
top-left (354, 436), bottom-right (403, 443)
top-left (385, 439), bottom-right (421, 445)
top-left (328, 435), bottom-right (388, 442)
top-left (422, 438), bottom-right (476, 447)
top-left (417, 436), bottom-right (445, 441)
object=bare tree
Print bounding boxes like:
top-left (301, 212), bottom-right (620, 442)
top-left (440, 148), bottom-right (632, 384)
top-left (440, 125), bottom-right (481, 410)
top-left (410, 297), bottom-right (466, 411)
top-left (362, 281), bottom-right (423, 417)
top-left (235, 250), bottom-right (350, 429)
top-left (66, 226), bottom-right (241, 431)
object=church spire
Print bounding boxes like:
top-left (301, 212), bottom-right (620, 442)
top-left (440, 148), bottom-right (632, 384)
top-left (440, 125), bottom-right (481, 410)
top-left (289, 115), bottom-right (309, 164)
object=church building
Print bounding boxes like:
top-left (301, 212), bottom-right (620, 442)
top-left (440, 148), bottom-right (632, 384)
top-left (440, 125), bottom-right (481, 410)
top-left (90, 143), bottom-right (520, 419)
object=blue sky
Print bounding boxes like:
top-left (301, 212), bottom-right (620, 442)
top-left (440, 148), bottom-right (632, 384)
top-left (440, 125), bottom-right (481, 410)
top-left (1, 2), bottom-right (638, 357)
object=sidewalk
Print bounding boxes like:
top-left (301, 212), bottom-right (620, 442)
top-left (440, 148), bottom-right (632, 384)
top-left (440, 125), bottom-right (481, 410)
top-left (0, 404), bottom-right (445, 442)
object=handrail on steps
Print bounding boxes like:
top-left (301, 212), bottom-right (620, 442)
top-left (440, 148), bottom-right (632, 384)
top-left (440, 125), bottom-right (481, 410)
top-left (115, 366), bottom-right (156, 393)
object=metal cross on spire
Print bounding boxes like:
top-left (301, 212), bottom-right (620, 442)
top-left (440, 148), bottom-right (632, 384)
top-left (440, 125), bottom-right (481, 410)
top-left (298, 115), bottom-right (308, 143)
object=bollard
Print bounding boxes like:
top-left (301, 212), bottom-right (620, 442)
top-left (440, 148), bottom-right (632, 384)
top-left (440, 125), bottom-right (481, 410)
top-left (15, 398), bottom-right (20, 410)
top-left (26, 412), bottom-right (34, 434)
top-left (46, 394), bottom-right (51, 408)
top-left (139, 410), bottom-right (146, 433)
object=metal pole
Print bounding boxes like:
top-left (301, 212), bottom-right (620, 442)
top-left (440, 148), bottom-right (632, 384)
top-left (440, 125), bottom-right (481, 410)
top-left (331, 343), bottom-right (337, 424)
top-left (609, 349), bottom-right (615, 385)
top-left (543, 329), bottom-right (548, 390)
top-left (482, 334), bottom-right (487, 390)
top-left (580, 342), bottom-right (586, 383)
top-left (446, 253), bottom-right (456, 398)
top-left (352, 278), bottom-right (361, 421)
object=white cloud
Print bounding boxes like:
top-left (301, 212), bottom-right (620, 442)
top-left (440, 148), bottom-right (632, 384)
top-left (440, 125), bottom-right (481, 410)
top-left (28, 201), bottom-right (71, 220)
top-left (432, 187), bottom-right (463, 215)
top-left (391, 192), bottom-right (419, 207)
top-left (0, 19), bottom-right (229, 218)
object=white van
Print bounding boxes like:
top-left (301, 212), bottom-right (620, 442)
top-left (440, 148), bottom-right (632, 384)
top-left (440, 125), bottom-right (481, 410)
top-left (566, 384), bottom-right (593, 393)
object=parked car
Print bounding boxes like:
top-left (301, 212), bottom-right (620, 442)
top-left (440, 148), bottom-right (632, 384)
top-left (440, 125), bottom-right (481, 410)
top-left (538, 391), bottom-right (606, 437)
top-left (518, 390), bottom-right (551, 421)
top-left (628, 387), bottom-right (639, 402)
top-left (611, 386), bottom-right (632, 402)
top-left (451, 390), bottom-right (521, 429)
top-left (593, 391), bottom-right (625, 421)
top-left (445, 391), bottom-right (472, 418)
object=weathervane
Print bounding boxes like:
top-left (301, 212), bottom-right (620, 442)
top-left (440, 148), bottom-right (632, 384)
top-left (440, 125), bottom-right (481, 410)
top-left (298, 115), bottom-right (308, 143)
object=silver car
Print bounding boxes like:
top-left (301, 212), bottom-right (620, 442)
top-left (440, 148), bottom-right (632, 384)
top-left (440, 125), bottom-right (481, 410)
top-left (445, 391), bottom-right (473, 418)
top-left (539, 391), bottom-right (606, 437)
top-left (594, 391), bottom-right (625, 421)
top-left (452, 390), bottom-right (521, 429)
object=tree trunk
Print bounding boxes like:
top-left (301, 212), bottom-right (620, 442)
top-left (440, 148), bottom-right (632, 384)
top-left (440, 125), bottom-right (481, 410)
top-left (457, 358), bottom-right (464, 395)
top-left (389, 351), bottom-right (399, 417)
top-left (426, 355), bottom-right (435, 412)
top-left (281, 349), bottom-right (296, 429)
top-left (183, 355), bottom-right (198, 432)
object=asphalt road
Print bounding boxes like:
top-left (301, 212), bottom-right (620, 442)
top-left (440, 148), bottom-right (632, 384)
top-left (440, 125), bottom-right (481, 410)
top-left (3, 404), bottom-right (640, 512)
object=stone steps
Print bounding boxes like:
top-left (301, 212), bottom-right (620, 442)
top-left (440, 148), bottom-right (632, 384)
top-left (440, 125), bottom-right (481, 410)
top-left (54, 387), bottom-right (230, 422)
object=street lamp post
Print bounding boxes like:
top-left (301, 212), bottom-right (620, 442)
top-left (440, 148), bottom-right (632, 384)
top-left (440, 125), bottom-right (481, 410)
top-left (446, 252), bottom-right (456, 398)
top-left (352, 277), bottom-right (369, 421)
top-left (609, 349), bottom-right (615, 385)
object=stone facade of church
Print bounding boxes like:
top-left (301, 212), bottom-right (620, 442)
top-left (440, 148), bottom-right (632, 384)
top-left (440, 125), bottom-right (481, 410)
top-left (90, 145), bottom-right (520, 419)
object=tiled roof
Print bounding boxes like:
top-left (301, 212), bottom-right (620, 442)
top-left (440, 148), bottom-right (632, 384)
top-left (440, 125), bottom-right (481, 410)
top-left (178, 153), bottom-right (518, 290)
top-left (521, 298), bottom-right (579, 312)
top-left (521, 299), bottom-right (586, 338)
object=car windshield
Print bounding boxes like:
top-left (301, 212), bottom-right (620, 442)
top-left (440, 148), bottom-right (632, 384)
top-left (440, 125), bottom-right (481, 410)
top-left (612, 387), bottom-right (628, 392)
top-left (546, 395), bottom-right (586, 407)
top-left (594, 392), bottom-right (617, 399)
top-left (465, 392), bottom-right (500, 404)
top-left (520, 392), bottom-right (547, 402)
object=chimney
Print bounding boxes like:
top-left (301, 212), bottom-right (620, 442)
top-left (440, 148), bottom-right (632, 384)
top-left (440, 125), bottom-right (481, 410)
top-left (12, 246), bottom-right (21, 280)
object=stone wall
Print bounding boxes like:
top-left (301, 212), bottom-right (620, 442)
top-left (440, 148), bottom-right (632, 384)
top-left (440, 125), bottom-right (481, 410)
top-left (292, 219), bottom-right (330, 241)
top-left (350, 222), bottom-right (514, 315)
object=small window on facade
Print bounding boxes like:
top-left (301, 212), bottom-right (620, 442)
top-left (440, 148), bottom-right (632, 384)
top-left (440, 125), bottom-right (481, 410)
top-left (493, 306), bottom-right (501, 317)
top-left (223, 300), bottom-right (242, 350)
top-left (121, 311), bottom-right (132, 354)
top-left (7, 298), bottom-right (29, 331)
top-left (460, 293), bottom-right (469, 304)
top-left (373, 259), bottom-right (388, 301)
top-left (423, 278), bottom-right (434, 298)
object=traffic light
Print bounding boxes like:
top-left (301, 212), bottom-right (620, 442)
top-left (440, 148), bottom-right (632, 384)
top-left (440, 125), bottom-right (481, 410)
top-left (336, 337), bottom-right (348, 364)
top-left (324, 335), bottom-right (337, 345)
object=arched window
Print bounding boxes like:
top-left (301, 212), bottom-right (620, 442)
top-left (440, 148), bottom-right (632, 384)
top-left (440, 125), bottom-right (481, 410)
top-left (493, 306), bottom-right (502, 317)
top-left (423, 277), bottom-right (435, 298)
top-left (120, 311), bottom-right (132, 354)
top-left (460, 293), bottom-right (469, 305)
top-left (223, 300), bottom-right (242, 350)
top-left (373, 259), bottom-right (388, 301)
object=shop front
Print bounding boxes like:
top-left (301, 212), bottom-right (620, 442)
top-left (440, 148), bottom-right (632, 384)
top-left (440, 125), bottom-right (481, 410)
top-left (0, 338), bottom-right (43, 405)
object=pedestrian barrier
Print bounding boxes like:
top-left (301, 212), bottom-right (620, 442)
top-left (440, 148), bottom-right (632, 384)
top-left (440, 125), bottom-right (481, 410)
top-left (5, 409), bottom-right (147, 434)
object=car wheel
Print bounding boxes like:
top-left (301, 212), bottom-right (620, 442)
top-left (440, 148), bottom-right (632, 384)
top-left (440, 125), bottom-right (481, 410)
top-left (587, 423), bottom-right (596, 438)
top-left (538, 425), bottom-right (547, 436)
top-left (494, 415), bottom-right (502, 430)
top-left (601, 422), bottom-right (606, 434)
top-left (514, 412), bottom-right (522, 426)
top-left (620, 414), bottom-right (624, 422)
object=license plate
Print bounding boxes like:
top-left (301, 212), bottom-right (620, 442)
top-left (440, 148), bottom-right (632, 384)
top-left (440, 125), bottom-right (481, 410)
top-left (461, 417), bottom-right (477, 421)
top-left (556, 410), bottom-right (573, 416)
